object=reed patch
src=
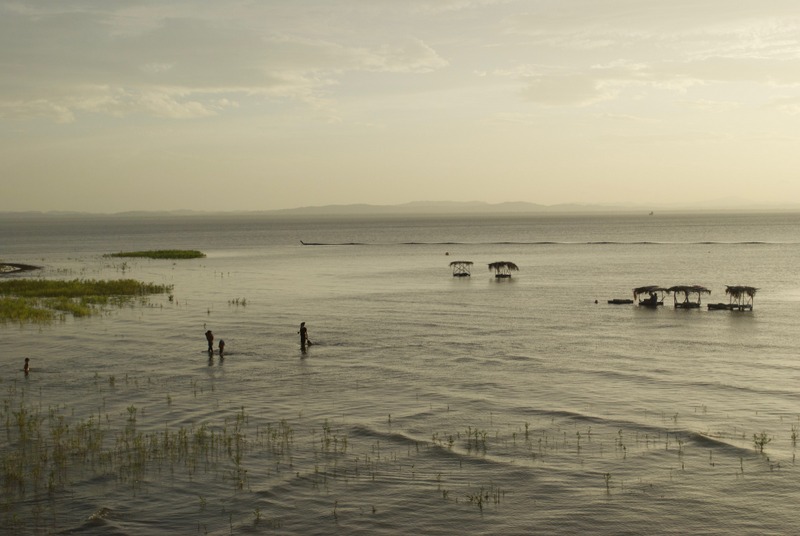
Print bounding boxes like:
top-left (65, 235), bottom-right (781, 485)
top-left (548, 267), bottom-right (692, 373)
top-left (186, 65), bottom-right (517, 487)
top-left (0, 278), bottom-right (173, 323)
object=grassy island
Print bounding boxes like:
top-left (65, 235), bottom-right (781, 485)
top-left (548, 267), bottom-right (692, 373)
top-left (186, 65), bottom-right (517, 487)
top-left (0, 278), bottom-right (173, 323)
top-left (105, 250), bottom-right (206, 260)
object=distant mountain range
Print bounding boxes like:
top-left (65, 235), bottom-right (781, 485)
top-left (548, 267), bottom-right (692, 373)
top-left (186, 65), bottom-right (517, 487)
top-left (269, 201), bottom-right (601, 215)
top-left (2, 200), bottom-right (797, 218)
top-left (269, 199), bottom-right (800, 215)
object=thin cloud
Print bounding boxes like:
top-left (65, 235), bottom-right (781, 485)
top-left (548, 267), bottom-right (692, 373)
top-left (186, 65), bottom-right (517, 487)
top-left (521, 74), bottom-right (616, 106)
top-left (0, 2), bottom-right (449, 121)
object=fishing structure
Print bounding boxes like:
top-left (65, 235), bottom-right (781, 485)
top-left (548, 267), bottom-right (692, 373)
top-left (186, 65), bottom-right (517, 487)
top-left (708, 285), bottom-right (757, 311)
top-left (488, 261), bottom-right (519, 279)
top-left (668, 285), bottom-right (711, 309)
top-left (449, 261), bottom-right (473, 277)
top-left (632, 285), bottom-right (667, 307)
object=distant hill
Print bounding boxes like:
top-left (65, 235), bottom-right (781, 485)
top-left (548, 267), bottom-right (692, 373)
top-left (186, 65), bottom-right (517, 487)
top-left (261, 199), bottom-right (800, 216)
top-left (269, 201), bottom-right (642, 215)
top-left (1, 200), bottom-right (797, 218)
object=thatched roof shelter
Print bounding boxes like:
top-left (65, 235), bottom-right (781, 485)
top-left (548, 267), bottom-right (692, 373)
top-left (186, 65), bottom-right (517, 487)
top-left (449, 260), bottom-right (473, 277)
top-left (668, 285), bottom-right (711, 308)
top-left (632, 286), bottom-right (668, 300)
top-left (632, 285), bottom-right (668, 306)
top-left (488, 261), bottom-right (519, 278)
top-left (726, 285), bottom-right (757, 309)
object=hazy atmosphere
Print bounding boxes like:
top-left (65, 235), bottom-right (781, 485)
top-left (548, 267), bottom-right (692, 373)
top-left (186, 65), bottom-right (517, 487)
top-left (3, 1), bottom-right (800, 213)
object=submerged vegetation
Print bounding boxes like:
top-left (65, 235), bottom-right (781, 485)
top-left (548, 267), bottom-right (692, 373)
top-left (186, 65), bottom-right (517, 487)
top-left (0, 278), bottom-right (173, 323)
top-left (1, 380), bottom-right (288, 532)
top-left (104, 250), bottom-right (206, 259)
top-left (1, 372), bottom-right (796, 533)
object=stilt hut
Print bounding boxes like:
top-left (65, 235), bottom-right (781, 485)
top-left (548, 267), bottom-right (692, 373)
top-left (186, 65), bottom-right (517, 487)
top-left (633, 285), bottom-right (667, 307)
top-left (449, 260), bottom-right (473, 277)
top-left (488, 261), bottom-right (519, 278)
top-left (668, 285), bottom-right (711, 309)
top-left (725, 285), bottom-right (757, 311)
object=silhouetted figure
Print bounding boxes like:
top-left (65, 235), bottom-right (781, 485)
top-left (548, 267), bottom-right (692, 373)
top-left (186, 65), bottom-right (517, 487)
top-left (219, 339), bottom-right (225, 357)
top-left (23, 358), bottom-right (30, 375)
top-left (205, 330), bottom-right (214, 353)
top-left (299, 322), bottom-right (309, 351)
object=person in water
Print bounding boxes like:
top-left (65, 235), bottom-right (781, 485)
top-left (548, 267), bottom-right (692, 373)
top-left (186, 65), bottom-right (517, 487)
top-left (219, 339), bottom-right (225, 357)
top-left (205, 330), bottom-right (214, 352)
top-left (23, 358), bottom-right (30, 375)
top-left (298, 322), bottom-right (310, 350)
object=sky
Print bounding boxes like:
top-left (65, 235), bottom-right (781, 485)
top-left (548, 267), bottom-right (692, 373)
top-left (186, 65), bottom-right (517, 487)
top-left (2, 1), bottom-right (800, 213)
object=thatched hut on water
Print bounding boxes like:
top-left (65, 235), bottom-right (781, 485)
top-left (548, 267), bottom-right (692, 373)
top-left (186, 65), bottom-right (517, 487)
top-left (449, 261), bottom-right (473, 277)
top-left (668, 285), bottom-right (711, 308)
top-left (633, 285), bottom-right (667, 307)
top-left (488, 261), bottom-right (519, 278)
top-left (725, 285), bottom-right (758, 311)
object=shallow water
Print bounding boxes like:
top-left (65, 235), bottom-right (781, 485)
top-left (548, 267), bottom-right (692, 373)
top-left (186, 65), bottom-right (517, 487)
top-left (2, 211), bottom-right (800, 534)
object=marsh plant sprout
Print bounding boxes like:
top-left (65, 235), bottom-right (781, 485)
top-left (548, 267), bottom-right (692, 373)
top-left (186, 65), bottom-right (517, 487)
top-left (753, 432), bottom-right (772, 452)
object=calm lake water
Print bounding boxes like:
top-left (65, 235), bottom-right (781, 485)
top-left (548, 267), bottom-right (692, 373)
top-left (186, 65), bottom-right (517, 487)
top-left (2, 211), bottom-right (800, 535)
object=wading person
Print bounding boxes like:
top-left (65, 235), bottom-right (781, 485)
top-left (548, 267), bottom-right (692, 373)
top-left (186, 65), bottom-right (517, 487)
top-left (219, 339), bottom-right (225, 357)
top-left (205, 330), bottom-right (214, 353)
top-left (298, 322), bottom-right (310, 351)
top-left (23, 358), bottom-right (30, 375)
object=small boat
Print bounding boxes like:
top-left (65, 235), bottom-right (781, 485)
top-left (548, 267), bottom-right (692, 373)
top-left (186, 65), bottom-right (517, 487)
top-left (608, 298), bottom-right (634, 304)
top-left (707, 303), bottom-right (736, 311)
top-left (0, 262), bottom-right (41, 274)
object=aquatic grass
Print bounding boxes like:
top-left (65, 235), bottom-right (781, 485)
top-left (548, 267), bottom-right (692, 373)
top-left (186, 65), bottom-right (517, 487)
top-left (43, 296), bottom-right (93, 317)
top-left (0, 297), bottom-right (54, 323)
top-left (1, 380), bottom-right (297, 531)
top-left (3, 372), bottom-right (795, 533)
top-left (465, 484), bottom-right (504, 510)
top-left (0, 279), bottom-right (173, 323)
top-left (105, 250), bottom-right (206, 259)
top-left (753, 432), bottom-right (772, 452)
top-left (0, 278), bottom-right (172, 298)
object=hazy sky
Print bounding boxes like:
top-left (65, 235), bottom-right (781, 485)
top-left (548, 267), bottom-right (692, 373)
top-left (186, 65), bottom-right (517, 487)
top-left (3, 1), bottom-right (800, 212)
